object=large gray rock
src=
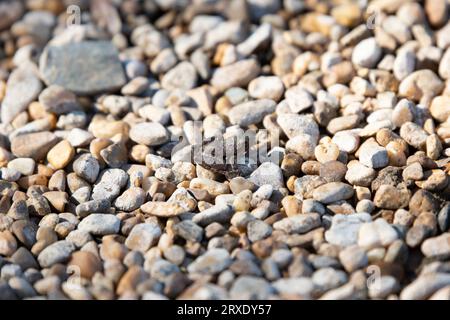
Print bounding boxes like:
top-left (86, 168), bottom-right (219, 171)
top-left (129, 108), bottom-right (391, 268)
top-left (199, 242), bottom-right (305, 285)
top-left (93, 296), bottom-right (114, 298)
top-left (39, 41), bottom-right (126, 95)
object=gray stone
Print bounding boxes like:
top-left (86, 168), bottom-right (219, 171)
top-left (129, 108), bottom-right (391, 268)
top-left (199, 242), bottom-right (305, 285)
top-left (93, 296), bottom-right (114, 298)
top-left (77, 214), bottom-right (120, 236)
top-left (39, 41), bottom-right (126, 95)
top-left (187, 248), bottom-right (232, 274)
top-left (37, 240), bottom-right (76, 268)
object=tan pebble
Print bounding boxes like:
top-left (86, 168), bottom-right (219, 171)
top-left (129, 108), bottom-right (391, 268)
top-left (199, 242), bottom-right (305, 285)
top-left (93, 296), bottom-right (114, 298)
top-left (47, 140), bottom-right (75, 170)
top-left (43, 191), bottom-right (68, 212)
top-left (426, 134), bottom-right (442, 160)
top-left (140, 201), bottom-right (189, 217)
top-left (233, 190), bottom-right (252, 212)
top-left (282, 196), bottom-right (302, 217)
top-left (17, 174), bottom-right (48, 189)
top-left (315, 143), bottom-right (340, 163)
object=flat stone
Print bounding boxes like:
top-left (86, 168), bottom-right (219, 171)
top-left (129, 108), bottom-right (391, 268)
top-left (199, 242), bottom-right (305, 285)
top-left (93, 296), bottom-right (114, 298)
top-left (359, 142), bottom-right (389, 169)
top-left (11, 132), bottom-right (59, 161)
top-left (125, 223), bottom-right (162, 253)
top-left (285, 85), bottom-right (314, 113)
top-left (313, 182), bottom-right (354, 204)
top-left (421, 233), bottom-right (450, 259)
top-left (129, 122), bottom-right (169, 146)
top-left (277, 113), bottom-right (320, 140)
top-left (140, 201), bottom-right (190, 217)
top-left (37, 240), bottom-right (76, 268)
top-left (324, 213), bottom-right (372, 247)
top-left (77, 214), bottom-right (120, 236)
top-left (187, 248), bottom-right (232, 274)
top-left (211, 59), bottom-right (261, 92)
top-left (161, 61), bottom-right (197, 91)
top-left (248, 162), bottom-right (284, 189)
top-left (192, 204), bottom-right (233, 226)
top-left (273, 213), bottom-right (321, 234)
top-left (1, 66), bottom-right (43, 124)
top-left (357, 219), bottom-right (399, 249)
top-left (39, 41), bottom-right (126, 95)
top-left (228, 99), bottom-right (276, 127)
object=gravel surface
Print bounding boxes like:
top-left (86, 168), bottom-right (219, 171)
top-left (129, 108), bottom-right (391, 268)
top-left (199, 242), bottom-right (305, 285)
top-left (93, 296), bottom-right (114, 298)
top-left (0, 0), bottom-right (450, 301)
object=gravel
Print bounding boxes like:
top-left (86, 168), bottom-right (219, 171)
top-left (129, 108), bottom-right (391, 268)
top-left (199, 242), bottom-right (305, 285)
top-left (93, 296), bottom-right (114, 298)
top-left (1, 0), bottom-right (449, 302)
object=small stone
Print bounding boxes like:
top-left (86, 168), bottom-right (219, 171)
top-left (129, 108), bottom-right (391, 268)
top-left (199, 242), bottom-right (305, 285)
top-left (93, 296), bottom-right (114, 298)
top-left (286, 134), bottom-right (317, 160)
top-left (339, 245), bottom-right (368, 272)
top-left (114, 187), bottom-right (146, 212)
top-left (273, 213), bottom-right (321, 234)
top-left (359, 142), bottom-right (389, 169)
top-left (247, 220), bottom-right (272, 242)
top-left (319, 161), bottom-right (347, 183)
top-left (421, 233), bottom-right (450, 259)
top-left (325, 213), bottom-right (372, 247)
top-left (400, 122), bottom-right (428, 149)
top-left (47, 140), bottom-right (75, 170)
top-left (357, 219), bottom-right (399, 249)
top-left (285, 85), bottom-right (314, 113)
top-left (315, 143), bottom-right (340, 164)
top-left (228, 99), bottom-right (276, 127)
top-left (37, 240), bottom-right (76, 268)
top-left (192, 204), bottom-right (233, 227)
top-left (313, 182), bottom-right (354, 204)
top-left (398, 70), bottom-right (444, 101)
top-left (73, 154), bottom-right (100, 184)
top-left (400, 273), bottom-right (450, 300)
top-left (68, 251), bottom-right (102, 279)
top-left (248, 76), bottom-right (284, 101)
top-left (187, 248), bottom-right (232, 274)
top-left (7, 158), bottom-right (35, 176)
top-left (125, 223), bottom-right (161, 253)
top-left (352, 38), bottom-right (382, 68)
top-left (345, 162), bottom-right (376, 187)
top-left (39, 41), bottom-right (126, 95)
top-left (11, 132), bottom-right (59, 161)
top-left (277, 113), bottom-right (320, 140)
top-left (38, 85), bottom-right (78, 114)
top-left (373, 185), bottom-right (411, 209)
top-left (129, 122), bottom-right (169, 146)
top-left (67, 128), bottom-right (94, 147)
top-left (430, 95), bottom-right (450, 123)
top-left (77, 214), bottom-right (120, 236)
top-left (0, 230), bottom-right (17, 256)
top-left (248, 162), bottom-right (284, 189)
top-left (140, 201), bottom-right (190, 217)
top-left (1, 66), bottom-right (43, 124)
top-left (173, 220), bottom-right (204, 243)
top-left (403, 162), bottom-right (424, 181)
top-left (211, 59), bottom-right (260, 92)
top-left (230, 276), bottom-right (274, 299)
top-left (161, 61), bottom-right (197, 91)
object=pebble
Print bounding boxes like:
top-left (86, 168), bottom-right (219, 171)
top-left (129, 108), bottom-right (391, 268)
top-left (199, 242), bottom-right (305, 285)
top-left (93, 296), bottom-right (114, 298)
top-left (228, 99), bottom-right (276, 127)
top-left (285, 85), bottom-right (314, 113)
top-left (77, 214), bottom-right (121, 236)
top-left (339, 245), bottom-right (368, 273)
top-left (10, 131), bottom-right (58, 161)
top-left (211, 59), bottom-right (260, 92)
top-left (187, 249), bottom-right (232, 274)
top-left (325, 213), bottom-right (372, 247)
top-left (47, 140), bottom-right (74, 170)
top-left (37, 240), bottom-right (76, 268)
top-left (172, 220), bottom-right (204, 243)
top-left (40, 41), bottom-right (126, 95)
top-left (73, 154), bottom-right (100, 184)
top-left (277, 113), bottom-right (320, 140)
top-left (38, 85), bottom-right (78, 115)
top-left (398, 70), bottom-right (444, 101)
top-left (357, 219), bottom-right (399, 249)
top-left (400, 273), bottom-right (450, 300)
top-left (359, 142), bottom-right (389, 169)
top-left (192, 204), bottom-right (233, 227)
top-left (125, 223), bottom-right (162, 253)
top-left (373, 185), bottom-right (410, 209)
top-left (248, 76), bottom-right (284, 101)
top-left (68, 251), bottom-right (102, 279)
top-left (351, 38), bottom-right (382, 68)
top-left (161, 61), bottom-right (197, 91)
top-left (247, 220), bottom-right (272, 242)
top-left (345, 162), bottom-right (376, 187)
top-left (274, 213), bottom-right (321, 234)
top-left (312, 182), bottom-right (354, 204)
top-left (248, 162), bottom-right (284, 189)
top-left (421, 233), bottom-right (450, 259)
top-left (115, 185), bottom-right (146, 210)
top-left (1, 66), bottom-right (42, 124)
top-left (400, 122), bottom-right (428, 149)
top-left (129, 122), bottom-right (169, 146)
top-left (7, 158), bottom-right (35, 176)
